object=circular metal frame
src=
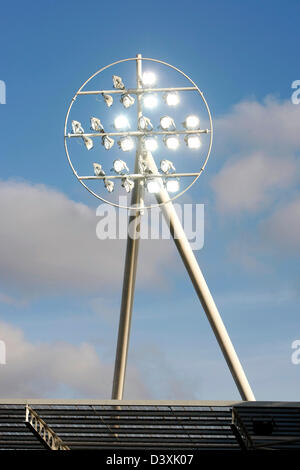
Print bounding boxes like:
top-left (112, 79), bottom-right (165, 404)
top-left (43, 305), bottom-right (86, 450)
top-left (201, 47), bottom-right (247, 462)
top-left (64, 57), bottom-right (213, 210)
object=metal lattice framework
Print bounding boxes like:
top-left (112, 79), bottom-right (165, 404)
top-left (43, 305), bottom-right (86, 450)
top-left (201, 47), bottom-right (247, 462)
top-left (64, 56), bottom-right (213, 210)
top-left (25, 405), bottom-right (69, 450)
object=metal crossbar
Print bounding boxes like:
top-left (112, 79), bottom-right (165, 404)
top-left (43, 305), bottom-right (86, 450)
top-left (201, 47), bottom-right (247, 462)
top-left (77, 86), bottom-right (198, 95)
top-left (78, 173), bottom-right (200, 181)
top-left (67, 129), bottom-right (210, 138)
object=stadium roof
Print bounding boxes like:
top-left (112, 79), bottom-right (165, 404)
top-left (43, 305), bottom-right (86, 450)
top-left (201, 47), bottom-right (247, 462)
top-left (0, 399), bottom-right (299, 451)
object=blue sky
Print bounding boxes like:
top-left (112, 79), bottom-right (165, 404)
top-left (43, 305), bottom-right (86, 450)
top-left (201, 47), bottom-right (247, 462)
top-left (0, 0), bottom-right (300, 401)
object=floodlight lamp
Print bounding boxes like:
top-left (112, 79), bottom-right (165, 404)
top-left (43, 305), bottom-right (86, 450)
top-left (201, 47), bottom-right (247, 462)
top-left (122, 177), bottom-right (134, 193)
top-left (82, 136), bottom-right (93, 150)
top-left (118, 136), bottom-right (134, 152)
top-left (90, 117), bottom-right (104, 132)
top-left (166, 179), bottom-right (180, 193)
top-left (143, 94), bottom-right (158, 109)
top-left (144, 137), bottom-right (158, 152)
top-left (142, 71), bottom-right (156, 86)
top-left (120, 94), bottom-right (135, 108)
top-left (164, 92), bottom-right (179, 106)
top-left (138, 115), bottom-right (153, 131)
top-left (104, 179), bottom-right (114, 193)
top-left (93, 163), bottom-right (105, 176)
top-left (160, 159), bottom-right (176, 174)
top-left (160, 116), bottom-right (176, 130)
top-left (146, 178), bottom-right (160, 194)
top-left (72, 120), bottom-right (84, 134)
top-left (102, 93), bottom-right (113, 107)
top-left (185, 134), bottom-right (201, 149)
top-left (102, 135), bottom-right (114, 150)
top-left (184, 115), bottom-right (200, 129)
top-left (112, 159), bottom-right (129, 174)
top-left (164, 135), bottom-right (179, 150)
top-left (114, 115), bottom-right (130, 130)
top-left (112, 75), bottom-right (125, 90)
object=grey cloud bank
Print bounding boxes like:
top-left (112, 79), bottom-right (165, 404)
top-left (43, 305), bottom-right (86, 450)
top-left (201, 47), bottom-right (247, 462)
top-left (0, 320), bottom-right (147, 398)
top-left (211, 97), bottom-right (300, 214)
top-left (211, 151), bottom-right (297, 213)
top-left (0, 180), bottom-right (175, 297)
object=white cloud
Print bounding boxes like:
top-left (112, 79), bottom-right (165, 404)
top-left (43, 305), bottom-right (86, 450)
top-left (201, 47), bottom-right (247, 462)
top-left (0, 180), bottom-right (175, 296)
top-left (0, 319), bottom-right (201, 399)
top-left (215, 96), bottom-right (300, 154)
top-left (260, 197), bottom-right (300, 252)
top-left (211, 152), bottom-right (297, 213)
top-left (0, 320), bottom-right (148, 398)
top-left (211, 97), bottom-right (300, 214)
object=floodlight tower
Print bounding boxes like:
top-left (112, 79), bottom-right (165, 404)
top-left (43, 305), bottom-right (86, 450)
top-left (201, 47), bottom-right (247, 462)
top-left (64, 54), bottom-right (255, 402)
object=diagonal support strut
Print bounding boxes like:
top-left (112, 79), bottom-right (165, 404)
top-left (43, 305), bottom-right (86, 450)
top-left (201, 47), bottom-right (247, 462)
top-left (25, 405), bottom-right (70, 450)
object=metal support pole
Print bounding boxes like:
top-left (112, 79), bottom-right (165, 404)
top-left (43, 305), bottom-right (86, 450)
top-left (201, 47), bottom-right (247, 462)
top-left (144, 152), bottom-right (255, 401)
top-left (111, 54), bottom-right (144, 400)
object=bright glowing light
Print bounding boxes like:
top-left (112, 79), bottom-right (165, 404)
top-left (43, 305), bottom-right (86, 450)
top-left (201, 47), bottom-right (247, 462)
top-left (102, 93), bottom-right (113, 107)
top-left (160, 116), bottom-right (175, 130)
top-left (166, 179), bottom-right (180, 193)
top-left (185, 135), bottom-right (201, 149)
top-left (164, 92), bottom-right (179, 106)
top-left (147, 179), bottom-right (160, 193)
top-left (82, 136), bottom-right (93, 150)
top-left (112, 159), bottom-right (129, 174)
top-left (144, 137), bottom-right (158, 152)
top-left (160, 159), bottom-right (176, 174)
top-left (114, 115), bottom-right (130, 129)
top-left (184, 115), bottom-right (200, 129)
top-left (122, 177), bottom-right (134, 193)
top-left (164, 136), bottom-right (179, 150)
top-left (142, 72), bottom-right (156, 86)
top-left (90, 117), bottom-right (104, 132)
top-left (112, 75), bottom-right (125, 89)
top-left (93, 163), bottom-right (105, 176)
top-left (104, 179), bottom-right (114, 192)
top-left (118, 136), bottom-right (134, 152)
top-left (143, 94), bottom-right (158, 109)
top-left (138, 115), bottom-right (153, 131)
top-left (71, 120), bottom-right (84, 134)
top-left (120, 94), bottom-right (135, 108)
top-left (102, 135), bottom-right (114, 150)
